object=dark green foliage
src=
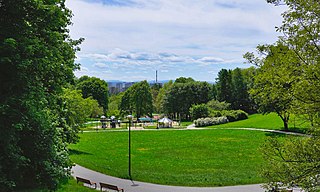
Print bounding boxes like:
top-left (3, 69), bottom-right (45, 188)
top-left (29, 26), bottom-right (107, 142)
top-left (119, 81), bottom-right (153, 118)
top-left (174, 77), bottom-right (195, 83)
top-left (150, 83), bottom-right (162, 113)
top-left (164, 79), bottom-right (213, 119)
top-left (245, 43), bottom-right (298, 130)
top-left (262, 135), bottom-right (320, 192)
top-left (216, 69), bottom-right (233, 104)
top-left (0, 0), bottom-right (81, 190)
top-left (245, 0), bottom-right (320, 190)
top-left (222, 110), bottom-right (249, 122)
top-left (207, 99), bottom-right (231, 111)
top-left (189, 104), bottom-right (210, 120)
top-left (59, 88), bottom-right (102, 143)
top-left (107, 92), bottom-right (124, 118)
top-left (77, 76), bottom-right (109, 113)
top-left (210, 110), bottom-right (248, 122)
top-left (154, 80), bottom-right (173, 113)
top-left (231, 68), bottom-right (251, 112)
top-left (215, 68), bottom-right (255, 113)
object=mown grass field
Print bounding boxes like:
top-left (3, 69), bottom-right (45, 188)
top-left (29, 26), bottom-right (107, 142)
top-left (68, 129), bottom-right (290, 187)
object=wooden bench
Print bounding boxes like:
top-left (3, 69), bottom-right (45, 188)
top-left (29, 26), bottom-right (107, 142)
top-left (76, 176), bottom-right (97, 189)
top-left (99, 182), bottom-right (124, 192)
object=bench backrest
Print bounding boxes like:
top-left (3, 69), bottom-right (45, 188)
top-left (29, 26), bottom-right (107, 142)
top-left (100, 182), bottom-right (120, 190)
top-left (76, 177), bottom-right (91, 184)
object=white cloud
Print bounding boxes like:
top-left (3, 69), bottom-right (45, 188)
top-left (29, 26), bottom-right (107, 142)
top-left (93, 62), bottom-right (108, 69)
top-left (198, 57), bottom-right (225, 64)
top-left (66, 0), bottom-right (286, 81)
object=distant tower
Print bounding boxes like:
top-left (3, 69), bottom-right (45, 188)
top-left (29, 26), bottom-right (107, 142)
top-left (156, 70), bottom-right (158, 84)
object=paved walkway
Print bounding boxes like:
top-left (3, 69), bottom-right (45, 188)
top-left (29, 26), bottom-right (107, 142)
top-left (72, 164), bottom-right (265, 192)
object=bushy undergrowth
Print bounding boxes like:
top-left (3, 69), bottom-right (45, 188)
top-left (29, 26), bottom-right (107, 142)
top-left (194, 116), bottom-right (229, 127)
top-left (194, 110), bottom-right (248, 127)
top-left (210, 110), bottom-right (248, 122)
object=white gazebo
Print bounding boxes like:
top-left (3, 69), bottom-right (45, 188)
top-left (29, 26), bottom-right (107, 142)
top-left (158, 117), bottom-right (173, 128)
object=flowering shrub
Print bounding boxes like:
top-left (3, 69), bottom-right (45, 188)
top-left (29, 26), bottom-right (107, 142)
top-left (194, 116), bottom-right (229, 127)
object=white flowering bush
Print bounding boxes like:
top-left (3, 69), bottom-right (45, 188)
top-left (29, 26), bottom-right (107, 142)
top-left (194, 116), bottom-right (228, 127)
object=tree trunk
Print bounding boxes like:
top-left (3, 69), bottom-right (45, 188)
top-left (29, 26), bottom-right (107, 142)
top-left (283, 120), bottom-right (289, 131)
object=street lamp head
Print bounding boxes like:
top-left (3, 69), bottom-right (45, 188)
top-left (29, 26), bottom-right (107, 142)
top-left (127, 115), bottom-right (133, 120)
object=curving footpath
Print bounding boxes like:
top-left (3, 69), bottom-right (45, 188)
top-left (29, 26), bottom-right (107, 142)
top-left (71, 164), bottom-right (264, 192)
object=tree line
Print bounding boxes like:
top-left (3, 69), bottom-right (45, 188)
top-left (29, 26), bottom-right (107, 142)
top-left (113, 68), bottom-right (257, 121)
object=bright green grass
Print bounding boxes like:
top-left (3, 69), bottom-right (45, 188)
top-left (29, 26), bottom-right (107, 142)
top-left (23, 178), bottom-right (94, 192)
top-left (56, 179), bottom-right (95, 192)
top-left (68, 129), bottom-right (288, 187)
top-left (209, 113), bottom-right (310, 132)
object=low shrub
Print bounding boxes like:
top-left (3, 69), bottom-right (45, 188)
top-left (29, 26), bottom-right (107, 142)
top-left (222, 110), bottom-right (248, 122)
top-left (194, 116), bottom-right (229, 127)
top-left (209, 110), bottom-right (248, 122)
top-left (209, 110), bottom-right (222, 117)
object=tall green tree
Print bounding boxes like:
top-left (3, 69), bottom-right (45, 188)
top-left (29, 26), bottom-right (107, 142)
top-left (59, 88), bottom-right (102, 143)
top-left (216, 69), bottom-right (233, 104)
top-left (245, 44), bottom-right (299, 130)
top-left (231, 68), bottom-right (251, 112)
top-left (150, 83), bottom-right (162, 113)
top-left (120, 81), bottom-right (153, 118)
top-left (245, 0), bottom-right (320, 190)
top-left (107, 92), bottom-right (124, 118)
top-left (77, 76), bottom-right (109, 113)
top-left (0, 0), bottom-right (82, 190)
top-left (163, 79), bottom-right (212, 120)
top-left (155, 81), bottom-right (173, 113)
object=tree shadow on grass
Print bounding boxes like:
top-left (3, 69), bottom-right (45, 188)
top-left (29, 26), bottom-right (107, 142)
top-left (69, 149), bottom-right (92, 156)
top-left (285, 127), bottom-right (308, 134)
top-left (265, 132), bottom-right (287, 138)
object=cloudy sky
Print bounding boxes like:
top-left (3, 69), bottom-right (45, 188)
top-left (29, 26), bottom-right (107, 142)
top-left (66, 0), bottom-right (285, 82)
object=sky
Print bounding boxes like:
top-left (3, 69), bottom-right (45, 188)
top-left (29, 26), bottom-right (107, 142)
top-left (66, 0), bottom-right (286, 82)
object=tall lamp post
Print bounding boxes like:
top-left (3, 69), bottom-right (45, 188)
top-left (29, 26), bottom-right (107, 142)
top-left (127, 115), bottom-right (133, 181)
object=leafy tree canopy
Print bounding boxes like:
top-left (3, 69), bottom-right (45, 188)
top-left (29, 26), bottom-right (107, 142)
top-left (77, 76), bottom-right (109, 113)
top-left (245, 0), bottom-right (320, 190)
top-left (120, 81), bottom-right (153, 118)
top-left (0, 0), bottom-right (82, 190)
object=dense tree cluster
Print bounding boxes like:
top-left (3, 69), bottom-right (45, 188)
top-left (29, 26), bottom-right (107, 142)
top-left (0, 0), bottom-right (83, 190)
top-left (119, 80), bottom-right (153, 118)
top-left (216, 67), bottom-right (255, 113)
top-left (114, 73), bottom-right (254, 121)
top-left (163, 79), bottom-right (213, 120)
top-left (77, 76), bottom-right (109, 113)
top-left (245, 0), bottom-right (320, 190)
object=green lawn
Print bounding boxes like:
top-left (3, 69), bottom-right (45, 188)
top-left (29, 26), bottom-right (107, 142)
top-left (22, 178), bottom-right (95, 192)
top-left (209, 113), bottom-right (310, 132)
top-left (68, 129), bottom-right (291, 187)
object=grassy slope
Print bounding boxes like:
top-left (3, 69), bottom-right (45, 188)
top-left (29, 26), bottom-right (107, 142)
top-left (209, 113), bottom-right (310, 132)
top-left (68, 129), bottom-right (287, 187)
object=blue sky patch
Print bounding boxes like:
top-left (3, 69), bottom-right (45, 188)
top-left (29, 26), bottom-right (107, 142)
top-left (82, 0), bottom-right (137, 7)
